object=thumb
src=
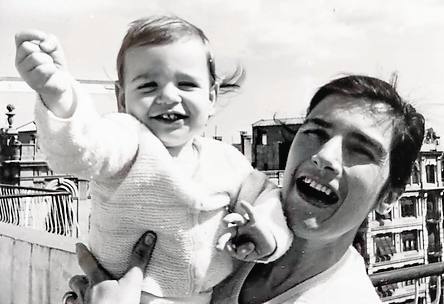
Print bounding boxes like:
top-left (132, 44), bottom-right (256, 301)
top-left (119, 231), bottom-right (157, 289)
top-left (76, 243), bottom-right (112, 284)
top-left (128, 231), bottom-right (157, 273)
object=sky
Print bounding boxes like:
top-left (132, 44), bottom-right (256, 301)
top-left (1, 0), bottom-right (444, 142)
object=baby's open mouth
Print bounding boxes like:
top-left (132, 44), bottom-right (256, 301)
top-left (296, 176), bottom-right (339, 207)
top-left (153, 113), bottom-right (188, 122)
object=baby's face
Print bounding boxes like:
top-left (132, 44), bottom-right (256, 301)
top-left (118, 37), bottom-right (215, 151)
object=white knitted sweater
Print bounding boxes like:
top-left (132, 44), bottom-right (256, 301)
top-left (34, 85), bottom-right (292, 303)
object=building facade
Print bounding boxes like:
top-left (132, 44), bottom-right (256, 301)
top-left (356, 128), bottom-right (444, 304)
top-left (251, 117), bottom-right (303, 171)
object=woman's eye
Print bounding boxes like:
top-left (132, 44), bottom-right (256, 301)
top-left (351, 146), bottom-right (374, 161)
top-left (137, 82), bottom-right (157, 91)
top-left (303, 129), bottom-right (327, 141)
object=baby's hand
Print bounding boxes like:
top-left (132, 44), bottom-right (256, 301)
top-left (217, 201), bottom-right (276, 263)
top-left (15, 30), bottom-right (73, 116)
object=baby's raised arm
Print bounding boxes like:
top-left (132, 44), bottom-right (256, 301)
top-left (15, 30), bottom-right (75, 118)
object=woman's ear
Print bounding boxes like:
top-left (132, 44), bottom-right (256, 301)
top-left (375, 190), bottom-right (400, 215)
top-left (115, 81), bottom-right (126, 113)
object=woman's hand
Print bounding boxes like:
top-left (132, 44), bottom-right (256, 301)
top-left (64, 231), bottom-right (156, 304)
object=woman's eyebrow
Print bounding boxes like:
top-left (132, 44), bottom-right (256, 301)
top-left (303, 117), bottom-right (332, 129)
top-left (350, 131), bottom-right (387, 159)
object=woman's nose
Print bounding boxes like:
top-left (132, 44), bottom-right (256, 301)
top-left (311, 136), bottom-right (342, 176)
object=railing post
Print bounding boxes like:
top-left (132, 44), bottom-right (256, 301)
top-left (414, 279), bottom-right (419, 304)
top-left (431, 275), bottom-right (442, 304)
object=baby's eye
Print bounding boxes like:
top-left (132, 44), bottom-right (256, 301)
top-left (137, 82), bottom-right (157, 92)
top-left (178, 81), bottom-right (198, 89)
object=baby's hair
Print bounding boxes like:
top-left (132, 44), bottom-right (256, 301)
top-left (116, 15), bottom-right (245, 94)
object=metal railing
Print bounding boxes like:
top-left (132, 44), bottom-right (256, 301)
top-left (371, 263), bottom-right (444, 304)
top-left (0, 184), bottom-right (79, 237)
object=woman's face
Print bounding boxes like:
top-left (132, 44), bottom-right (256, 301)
top-left (282, 94), bottom-right (394, 241)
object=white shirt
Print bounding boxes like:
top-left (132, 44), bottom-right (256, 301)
top-left (266, 247), bottom-right (382, 304)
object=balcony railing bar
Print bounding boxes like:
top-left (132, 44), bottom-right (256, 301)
top-left (0, 184), bottom-right (79, 237)
top-left (0, 192), bottom-right (70, 198)
top-left (0, 183), bottom-right (63, 192)
top-left (370, 262), bottom-right (444, 286)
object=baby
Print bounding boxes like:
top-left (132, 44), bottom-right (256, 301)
top-left (15, 16), bottom-right (292, 304)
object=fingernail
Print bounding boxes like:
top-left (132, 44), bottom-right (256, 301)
top-left (144, 233), bottom-right (155, 245)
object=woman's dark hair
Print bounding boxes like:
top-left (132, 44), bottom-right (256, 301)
top-left (307, 75), bottom-right (425, 196)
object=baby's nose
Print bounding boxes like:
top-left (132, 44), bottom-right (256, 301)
top-left (157, 84), bottom-right (181, 104)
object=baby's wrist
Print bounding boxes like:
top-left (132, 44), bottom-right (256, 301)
top-left (40, 85), bottom-right (76, 118)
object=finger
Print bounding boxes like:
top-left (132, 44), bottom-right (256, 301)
top-left (62, 291), bottom-right (79, 304)
top-left (223, 213), bottom-right (247, 227)
top-left (39, 33), bottom-right (66, 67)
top-left (225, 241), bottom-right (236, 256)
top-left (229, 242), bottom-right (256, 261)
top-left (15, 30), bottom-right (47, 47)
top-left (15, 41), bottom-right (42, 64)
top-left (118, 267), bottom-right (145, 295)
top-left (216, 231), bottom-right (234, 251)
top-left (76, 243), bottom-right (112, 284)
top-left (18, 52), bottom-right (54, 72)
top-left (68, 275), bottom-right (89, 304)
top-left (127, 231), bottom-right (157, 273)
top-left (239, 200), bottom-right (256, 224)
top-left (237, 242), bottom-right (255, 258)
top-left (39, 33), bottom-right (58, 53)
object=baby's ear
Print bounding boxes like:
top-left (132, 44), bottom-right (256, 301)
top-left (208, 83), bottom-right (219, 117)
top-left (115, 81), bottom-right (126, 113)
top-left (210, 82), bottom-right (219, 103)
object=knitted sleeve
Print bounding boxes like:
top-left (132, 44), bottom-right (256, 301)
top-left (34, 82), bottom-right (140, 181)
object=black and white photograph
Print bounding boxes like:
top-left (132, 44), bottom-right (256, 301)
top-left (1, 1), bottom-right (444, 303)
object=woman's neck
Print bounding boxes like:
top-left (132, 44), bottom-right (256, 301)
top-left (240, 233), bottom-right (353, 303)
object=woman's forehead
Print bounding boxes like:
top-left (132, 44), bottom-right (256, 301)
top-left (306, 95), bottom-right (395, 148)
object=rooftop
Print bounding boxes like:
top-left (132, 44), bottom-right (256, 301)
top-left (252, 117), bottom-right (305, 127)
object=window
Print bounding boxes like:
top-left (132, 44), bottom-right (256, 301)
top-left (400, 197), bottom-right (416, 217)
top-left (374, 233), bottom-right (396, 262)
top-left (427, 223), bottom-right (441, 252)
top-left (426, 164), bottom-right (436, 183)
top-left (441, 163), bottom-right (444, 182)
top-left (427, 196), bottom-right (439, 220)
top-left (411, 164), bottom-right (420, 184)
top-left (401, 230), bottom-right (418, 252)
top-left (261, 133), bottom-right (268, 145)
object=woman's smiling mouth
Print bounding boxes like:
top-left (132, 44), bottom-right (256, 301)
top-left (295, 176), bottom-right (339, 208)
